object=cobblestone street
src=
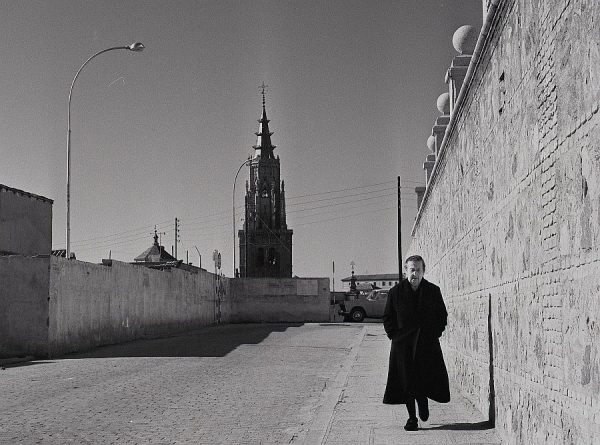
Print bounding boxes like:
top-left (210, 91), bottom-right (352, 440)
top-left (1, 323), bottom-right (499, 444)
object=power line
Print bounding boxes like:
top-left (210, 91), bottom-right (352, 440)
top-left (293, 206), bottom-right (396, 227)
top-left (60, 178), bottom-right (421, 252)
top-left (64, 233), bottom-right (153, 252)
top-left (70, 222), bottom-right (175, 249)
top-left (289, 186), bottom-right (395, 206)
top-left (66, 219), bottom-right (173, 245)
top-left (286, 180), bottom-right (395, 200)
top-left (287, 192), bottom-right (396, 214)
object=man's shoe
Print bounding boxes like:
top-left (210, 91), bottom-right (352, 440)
top-left (417, 398), bottom-right (429, 422)
top-left (404, 417), bottom-right (418, 431)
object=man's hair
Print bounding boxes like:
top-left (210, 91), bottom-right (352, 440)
top-left (405, 255), bottom-right (426, 272)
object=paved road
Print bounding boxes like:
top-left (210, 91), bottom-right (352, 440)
top-left (1, 323), bottom-right (500, 444)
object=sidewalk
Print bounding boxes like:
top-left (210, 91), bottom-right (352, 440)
top-left (305, 324), bottom-right (501, 445)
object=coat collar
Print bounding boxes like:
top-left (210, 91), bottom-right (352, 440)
top-left (401, 277), bottom-right (430, 292)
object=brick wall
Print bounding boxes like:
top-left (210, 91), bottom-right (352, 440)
top-left (409, 0), bottom-right (600, 443)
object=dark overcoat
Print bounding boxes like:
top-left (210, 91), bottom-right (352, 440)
top-left (382, 278), bottom-right (450, 404)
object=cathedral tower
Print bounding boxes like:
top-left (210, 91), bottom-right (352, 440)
top-left (239, 86), bottom-right (293, 277)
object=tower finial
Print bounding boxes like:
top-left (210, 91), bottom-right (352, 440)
top-left (259, 82), bottom-right (268, 108)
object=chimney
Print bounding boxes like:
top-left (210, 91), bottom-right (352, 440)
top-left (445, 25), bottom-right (478, 113)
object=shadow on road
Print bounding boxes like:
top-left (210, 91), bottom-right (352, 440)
top-left (60, 323), bottom-right (303, 359)
top-left (426, 421), bottom-right (494, 431)
top-left (1, 360), bottom-right (55, 369)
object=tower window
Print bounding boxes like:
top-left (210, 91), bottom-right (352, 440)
top-left (257, 248), bottom-right (265, 266)
top-left (268, 248), bottom-right (277, 266)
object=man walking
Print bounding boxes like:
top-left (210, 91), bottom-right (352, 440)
top-left (382, 255), bottom-right (450, 431)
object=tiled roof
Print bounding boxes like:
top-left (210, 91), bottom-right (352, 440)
top-left (134, 244), bottom-right (176, 263)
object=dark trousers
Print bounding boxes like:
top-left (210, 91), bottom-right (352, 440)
top-left (406, 397), bottom-right (427, 419)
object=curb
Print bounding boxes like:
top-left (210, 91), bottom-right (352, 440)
top-left (301, 325), bottom-right (367, 444)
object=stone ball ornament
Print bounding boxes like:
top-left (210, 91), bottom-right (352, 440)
top-left (427, 135), bottom-right (436, 152)
top-left (453, 25), bottom-right (478, 55)
top-left (437, 92), bottom-right (450, 115)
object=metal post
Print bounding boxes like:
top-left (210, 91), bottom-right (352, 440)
top-left (332, 260), bottom-right (335, 294)
top-left (174, 217), bottom-right (178, 260)
top-left (398, 176), bottom-right (402, 278)
top-left (194, 245), bottom-right (201, 269)
top-left (244, 195), bottom-right (249, 277)
top-left (233, 158), bottom-right (250, 277)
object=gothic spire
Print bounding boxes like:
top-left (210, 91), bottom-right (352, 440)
top-left (253, 82), bottom-right (276, 158)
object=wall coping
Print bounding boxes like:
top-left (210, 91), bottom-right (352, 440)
top-left (0, 184), bottom-right (53, 204)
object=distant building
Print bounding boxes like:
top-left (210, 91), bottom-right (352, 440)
top-left (133, 228), bottom-right (177, 264)
top-left (0, 184), bottom-right (52, 256)
top-left (341, 273), bottom-right (401, 291)
top-left (239, 87), bottom-right (293, 278)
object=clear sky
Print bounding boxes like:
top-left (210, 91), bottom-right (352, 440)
top-left (0, 0), bottom-right (482, 288)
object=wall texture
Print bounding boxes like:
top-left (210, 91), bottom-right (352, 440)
top-left (0, 185), bottom-right (52, 256)
top-left (227, 278), bottom-right (331, 323)
top-left (2, 257), bottom-right (331, 358)
top-left (409, 0), bottom-right (600, 443)
top-left (48, 257), bottom-right (222, 356)
top-left (0, 256), bottom-right (50, 357)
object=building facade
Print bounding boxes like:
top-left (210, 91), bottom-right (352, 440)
top-left (340, 273), bottom-right (400, 291)
top-left (239, 90), bottom-right (293, 278)
top-left (0, 184), bottom-right (53, 256)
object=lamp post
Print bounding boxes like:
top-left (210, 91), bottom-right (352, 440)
top-left (233, 157), bottom-right (251, 276)
top-left (66, 42), bottom-right (145, 260)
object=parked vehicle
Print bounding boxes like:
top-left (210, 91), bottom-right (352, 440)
top-left (338, 289), bottom-right (389, 322)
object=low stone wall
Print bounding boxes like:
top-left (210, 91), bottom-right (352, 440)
top-left (227, 278), bottom-right (331, 323)
top-left (1, 256), bottom-right (330, 358)
top-left (408, 0), bottom-right (600, 443)
top-left (48, 257), bottom-right (222, 356)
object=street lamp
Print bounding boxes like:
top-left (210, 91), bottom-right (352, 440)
top-left (66, 42), bottom-right (145, 260)
top-left (233, 157), bottom-right (251, 276)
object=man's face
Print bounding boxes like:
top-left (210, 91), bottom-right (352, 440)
top-left (405, 260), bottom-right (424, 289)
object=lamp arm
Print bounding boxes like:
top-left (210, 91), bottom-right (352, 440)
top-left (65, 45), bottom-right (130, 260)
top-left (233, 158), bottom-right (251, 276)
top-left (68, 46), bottom-right (128, 127)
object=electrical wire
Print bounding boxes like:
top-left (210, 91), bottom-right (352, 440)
top-left (61, 178), bottom-right (423, 252)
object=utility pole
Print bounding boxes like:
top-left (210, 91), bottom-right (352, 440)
top-left (332, 260), bottom-right (335, 294)
top-left (397, 176), bottom-right (402, 278)
top-left (213, 249), bottom-right (222, 323)
top-left (244, 196), bottom-right (249, 277)
top-left (174, 217), bottom-right (180, 260)
top-left (194, 245), bottom-right (202, 269)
